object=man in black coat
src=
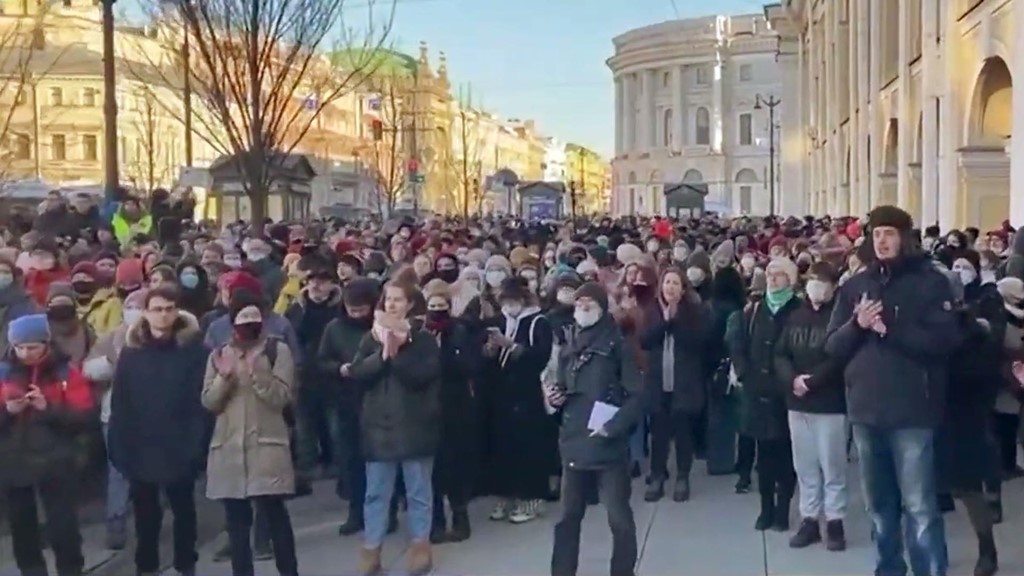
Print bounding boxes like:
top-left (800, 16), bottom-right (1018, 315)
top-left (547, 282), bottom-right (643, 576)
top-left (825, 205), bottom-right (961, 576)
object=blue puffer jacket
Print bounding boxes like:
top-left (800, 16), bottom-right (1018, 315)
top-left (825, 254), bottom-right (962, 429)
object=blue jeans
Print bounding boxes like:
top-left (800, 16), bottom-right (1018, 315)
top-left (102, 423), bottom-right (130, 526)
top-left (853, 425), bottom-right (948, 576)
top-left (363, 458), bottom-right (433, 548)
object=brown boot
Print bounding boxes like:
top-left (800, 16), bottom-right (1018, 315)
top-left (407, 540), bottom-right (433, 576)
top-left (358, 547), bottom-right (382, 576)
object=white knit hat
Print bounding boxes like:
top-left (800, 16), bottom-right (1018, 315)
top-left (766, 257), bottom-right (799, 286)
top-left (997, 277), bottom-right (1024, 303)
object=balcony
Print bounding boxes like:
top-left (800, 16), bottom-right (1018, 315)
top-left (682, 145), bottom-right (713, 157)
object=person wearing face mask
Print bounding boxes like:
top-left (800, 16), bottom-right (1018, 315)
top-left (242, 237), bottom-right (285, 303)
top-left (953, 252), bottom-right (1005, 337)
top-left (684, 251), bottom-right (713, 302)
top-left (773, 262), bottom-right (849, 551)
top-left (710, 239), bottom-right (735, 272)
top-left (69, 261), bottom-right (122, 337)
top-left (175, 261), bottom-right (212, 318)
top-left (739, 252), bottom-right (758, 281)
top-left (44, 283), bottom-right (95, 366)
top-left (451, 266), bottom-right (482, 319)
top-left (481, 276), bottom-right (555, 525)
top-left (0, 314), bottom-right (96, 576)
top-left (83, 288), bottom-right (149, 551)
top-left (421, 280), bottom-right (479, 544)
top-left (0, 257), bottom-right (36, 356)
top-left (107, 286), bottom-right (208, 576)
top-left (468, 255), bottom-right (510, 322)
top-left (518, 262), bottom-right (542, 296)
top-left (978, 249), bottom-right (999, 285)
top-left (639, 267), bottom-right (710, 503)
top-left (672, 240), bottom-right (691, 267)
top-left (729, 257), bottom-right (801, 532)
top-left (545, 282), bottom-right (643, 576)
top-left (427, 253), bottom-right (460, 285)
top-left (201, 291), bottom-right (299, 576)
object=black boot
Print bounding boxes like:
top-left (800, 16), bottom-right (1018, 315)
top-left (989, 498), bottom-right (1003, 525)
top-left (644, 477), bottom-right (665, 502)
top-left (754, 488), bottom-right (774, 531)
top-left (430, 502), bottom-right (447, 544)
top-left (825, 519), bottom-right (847, 552)
top-left (974, 531), bottom-right (998, 576)
top-left (735, 474), bottom-right (751, 494)
top-left (788, 518), bottom-right (820, 548)
top-left (338, 512), bottom-right (364, 536)
top-left (672, 477), bottom-right (690, 502)
top-left (448, 506), bottom-right (471, 543)
top-left (938, 493), bottom-right (956, 513)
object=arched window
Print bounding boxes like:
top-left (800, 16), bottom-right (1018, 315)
top-left (663, 109), bottom-right (673, 147)
top-left (695, 107), bottom-right (710, 145)
top-left (627, 171), bottom-right (637, 184)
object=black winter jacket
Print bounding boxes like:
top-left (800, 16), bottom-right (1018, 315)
top-left (555, 314), bottom-right (643, 471)
top-left (348, 323), bottom-right (441, 461)
top-left (316, 312), bottom-right (373, 413)
top-left (774, 299), bottom-right (846, 414)
top-left (639, 303), bottom-right (711, 414)
top-left (826, 254), bottom-right (961, 429)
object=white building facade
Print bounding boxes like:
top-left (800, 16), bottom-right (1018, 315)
top-left (542, 137), bottom-right (568, 182)
top-left (769, 0), bottom-right (1019, 230)
top-left (608, 14), bottom-right (790, 217)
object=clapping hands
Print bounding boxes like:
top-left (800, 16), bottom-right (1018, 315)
top-left (855, 294), bottom-right (887, 336)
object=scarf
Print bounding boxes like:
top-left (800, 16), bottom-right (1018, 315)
top-left (765, 286), bottom-right (795, 314)
top-left (372, 311), bottom-right (410, 360)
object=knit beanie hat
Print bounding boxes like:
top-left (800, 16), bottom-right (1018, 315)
top-left (997, 277), bottom-right (1024, 304)
top-left (616, 243), bottom-right (644, 266)
top-left (124, 288), bottom-right (149, 310)
top-left (422, 278), bottom-right (451, 304)
top-left (7, 314), bottom-right (50, 346)
top-left (220, 270), bottom-right (263, 298)
top-left (116, 259), bottom-right (145, 288)
top-left (485, 255), bottom-right (512, 274)
top-left (574, 281), bottom-right (609, 311)
top-left (71, 261), bottom-right (98, 280)
top-left (766, 257), bottom-right (799, 287)
top-left (509, 247), bottom-right (532, 270)
top-left (868, 205), bottom-right (914, 232)
top-left (46, 281), bottom-right (76, 304)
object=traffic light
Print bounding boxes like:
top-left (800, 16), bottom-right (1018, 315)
top-left (371, 120), bottom-right (383, 141)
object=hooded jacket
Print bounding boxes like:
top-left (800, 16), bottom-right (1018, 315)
top-left (1001, 225), bottom-right (1024, 282)
top-left (0, 283), bottom-right (36, 354)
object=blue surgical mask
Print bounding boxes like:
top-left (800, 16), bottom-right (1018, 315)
top-left (180, 272), bottom-right (200, 289)
top-left (0, 273), bottom-right (12, 290)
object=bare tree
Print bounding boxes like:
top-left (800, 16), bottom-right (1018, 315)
top-left (366, 75), bottom-right (406, 216)
top-left (122, 92), bottom-right (174, 193)
top-left (0, 6), bottom-right (75, 194)
top-left (124, 0), bottom-right (394, 227)
top-left (447, 87), bottom-right (485, 218)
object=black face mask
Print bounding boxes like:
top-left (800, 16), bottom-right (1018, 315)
top-left (47, 304), bottom-right (77, 322)
top-left (437, 269), bottom-right (458, 283)
top-left (72, 281), bottom-right (96, 296)
top-left (348, 313), bottom-right (373, 328)
top-left (426, 310), bottom-right (450, 322)
top-left (632, 284), bottom-right (653, 301)
top-left (233, 323), bottom-right (263, 342)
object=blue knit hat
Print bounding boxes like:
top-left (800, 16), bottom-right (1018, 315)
top-left (7, 314), bottom-right (51, 346)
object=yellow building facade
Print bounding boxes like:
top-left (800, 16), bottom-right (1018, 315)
top-left (565, 143), bottom-right (611, 213)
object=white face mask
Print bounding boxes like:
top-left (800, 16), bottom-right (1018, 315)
top-left (956, 267), bottom-right (977, 286)
top-left (740, 256), bottom-right (756, 271)
top-left (646, 241), bottom-right (660, 253)
top-left (673, 247), bottom-right (689, 261)
top-left (686, 267), bottom-right (705, 286)
top-left (247, 252), bottom-right (268, 262)
top-left (804, 279), bottom-right (833, 304)
top-left (485, 270), bottom-right (506, 288)
top-left (502, 302), bottom-right (523, 318)
top-left (556, 288), bottom-right (575, 305)
top-left (224, 256), bottom-right (242, 269)
top-left (123, 308), bottom-right (143, 326)
top-left (574, 306), bottom-right (602, 328)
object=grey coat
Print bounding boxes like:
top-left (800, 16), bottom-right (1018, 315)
top-left (202, 339), bottom-right (296, 500)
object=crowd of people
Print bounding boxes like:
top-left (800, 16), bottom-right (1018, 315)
top-left (1, 189), bottom-right (1024, 576)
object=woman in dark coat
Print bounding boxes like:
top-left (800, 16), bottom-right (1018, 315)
top-left (422, 280), bottom-right (480, 544)
top-left (940, 273), bottom-right (1002, 576)
top-left (704, 266), bottom-right (747, 476)
top-left (728, 257), bottom-right (801, 532)
top-left (639, 267), bottom-right (710, 503)
top-left (481, 276), bottom-right (554, 524)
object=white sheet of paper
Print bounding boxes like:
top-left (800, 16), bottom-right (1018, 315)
top-left (588, 401), bottom-right (619, 431)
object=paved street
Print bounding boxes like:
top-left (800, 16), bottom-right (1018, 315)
top-left (4, 467), bottom-right (1023, 576)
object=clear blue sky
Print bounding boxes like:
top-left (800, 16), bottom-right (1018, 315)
top-left (351, 0), bottom-right (770, 157)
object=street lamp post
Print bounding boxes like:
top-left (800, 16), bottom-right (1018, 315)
top-left (102, 0), bottom-right (118, 202)
top-left (755, 93), bottom-right (781, 217)
top-left (568, 179), bottom-right (577, 221)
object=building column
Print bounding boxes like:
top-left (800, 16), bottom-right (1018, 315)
top-left (623, 74), bottom-right (636, 153)
top-left (853, 0), bottom-right (869, 216)
top-left (779, 38), bottom-right (803, 217)
top-left (920, 0), bottom-right (939, 226)
top-left (614, 77), bottom-right (624, 156)
top-left (937, 0), bottom-right (958, 229)
top-left (641, 69), bottom-right (656, 150)
top-left (896, 0), bottom-right (913, 212)
top-left (672, 65), bottom-right (685, 149)
top-left (846, 0), bottom-right (859, 216)
top-left (1011, 0), bottom-right (1024, 226)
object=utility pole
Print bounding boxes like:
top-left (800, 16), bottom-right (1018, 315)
top-left (755, 93), bottom-right (781, 217)
top-left (102, 0), bottom-right (118, 201)
top-left (181, 5), bottom-right (193, 166)
top-left (409, 68), bottom-right (420, 216)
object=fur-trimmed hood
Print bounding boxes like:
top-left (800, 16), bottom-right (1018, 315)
top-left (298, 285), bottom-right (343, 308)
top-left (125, 310), bottom-right (201, 349)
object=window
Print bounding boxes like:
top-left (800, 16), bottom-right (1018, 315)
top-left (696, 66), bottom-right (709, 85)
top-left (82, 134), bottom-right (98, 161)
top-left (49, 87), bottom-right (63, 106)
top-left (82, 88), bottom-right (98, 107)
top-left (695, 107), bottom-right (710, 145)
top-left (50, 134), bottom-right (66, 160)
top-left (739, 64), bottom-right (752, 82)
top-left (662, 71), bottom-right (670, 87)
top-left (663, 109), bottom-right (673, 147)
top-left (739, 113), bottom-right (753, 145)
top-left (740, 186), bottom-right (752, 213)
top-left (12, 134), bottom-right (30, 159)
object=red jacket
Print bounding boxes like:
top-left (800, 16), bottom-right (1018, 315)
top-left (24, 268), bottom-right (69, 307)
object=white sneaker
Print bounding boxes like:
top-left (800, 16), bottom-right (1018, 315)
top-left (508, 499), bottom-right (544, 524)
top-left (489, 500), bottom-right (510, 521)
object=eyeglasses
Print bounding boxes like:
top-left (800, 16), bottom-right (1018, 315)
top-left (147, 305), bottom-right (177, 314)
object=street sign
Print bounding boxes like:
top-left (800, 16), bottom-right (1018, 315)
top-left (410, 174), bottom-right (425, 184)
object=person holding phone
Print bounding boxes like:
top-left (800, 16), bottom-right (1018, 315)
top-left (0, 314), bottom-right (97, 576)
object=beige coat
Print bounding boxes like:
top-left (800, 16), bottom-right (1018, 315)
top-left (201, 338), bottom-right (296, 500)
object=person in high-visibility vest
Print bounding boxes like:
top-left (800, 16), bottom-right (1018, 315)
top-left (110, 197), bottom-right (153, 247)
